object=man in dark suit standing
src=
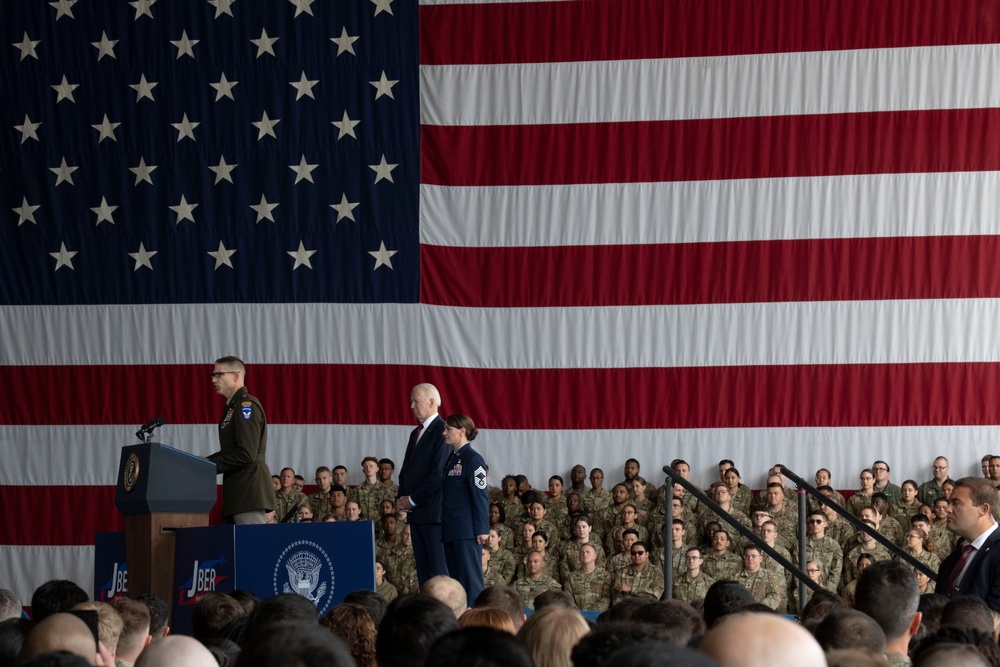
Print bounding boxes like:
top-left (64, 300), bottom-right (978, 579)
top-left (397, 383), bottom-right (450, 585)
top-left (937, 476), bottom-right (1000, 613)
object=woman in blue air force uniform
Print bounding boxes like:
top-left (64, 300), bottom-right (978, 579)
top-left (440, 413), bottom-right (491, 607)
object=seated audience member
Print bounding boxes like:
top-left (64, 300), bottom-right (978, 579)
top-left (474, 585), bottom-right (526, 631)
top-left (134, 636), bottom-right (216, 667)
top-left (0, 590), bottom-right (21, 622)
top-left (244, 594), bottom-right (317, 638)
top-left (673, 547), bottom-right (715, 604)
top-left (512, 551), bottom-right (562, 610)
top-left (320, 603), bottom-right (377, 667)
top-left (297, 504), bottom-right (314, 522)
top-left (533, 590), bottom-right (576, 610)
top-left (375, 560), bottom-right (398, 602)
top-left (598, 597), bottom-right (648, 624)
top-left (854, 560), bottom-right (922, 667)
top-left (274, 468), bottom-right (308, 522)
top-left (232, 622), bottom-right (353, 667)
top-left (18, 613), bottom-right (105, 666)
top-left (30, 581), bottom-right (89, 623)
top-left (734, 545), bottom-right (785, 611)
top-left (629, 601), bottom-right (706, 647)
top-left (133, 596), bottom-right (168, 642)
top-left (701, 531), bottom-right (741, 581)
top-left (605, 640), bottom-right (721, 667)
top-left (813, 607), bottom-right (887, 654)
top-left (939, 595), bottom-right (995, 637)
top-left (110, 599), bottom-right (151, 667)
top-left (71, 602), bottom-right (122, 659)
top-left (375, 595), bottom-right (459, 667)
top-left (794, 589), bottom-right (846, 631)
top-left (916, 593), bottom-right (949, 638)
top-left (611, 540), bottom-right (664, 604)
top-left (190, 593), bottom-right (243, 643)
top-left (0, 618), bottom-right (33, 666)
top-left (342, 589), bottom-right (388, 629)
top-left (458, 608), bottom-right (517, 634)
top-left (569, 623), bottom-right (666, 667)
top-left (422, 576), bottom-right (468, 619)
top-left (563, 543), bottom-right (613, 612)
top-left (698, 612), bottom-right (825, 667)
top-left (228, 590), bottom-right (258, 616)
top-left (823, 648), bottom-right (893, 667)
top-left (517, 606), bottom-right (590, 667)
top-left (911, 626), bottom-right (1000, 667)
top-left (701, 580), bottom-right (755, 629)
top-left (426, 627), bottom-right (533, 667)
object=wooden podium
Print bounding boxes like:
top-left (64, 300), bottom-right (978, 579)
top-left (115, 443), bottom-right (217, 615)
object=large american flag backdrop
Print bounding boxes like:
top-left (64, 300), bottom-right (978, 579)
top-left (2, 0), bottom-right (1000, 600)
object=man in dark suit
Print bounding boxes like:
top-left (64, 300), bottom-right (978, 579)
top-left (397, 383), bottom-right (450, 585)
top-left (936, 476), bottom-right (1000, 613)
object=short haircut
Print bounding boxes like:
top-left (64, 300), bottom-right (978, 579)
top-left (315, 466), bottom-right (331, 475)
top-left (953, 477), bottom-right (1000, 520)
top-left (702, 580), bottom-right (754, 628)
top-left (228, 590), bottom-right (258, 615)
top-left (0, 618), bottom-right (33, 666)
top-left (234, 622), bottom-right (354, 667)
top-left (940, 595), bottom-right (994, 635)
top-left (0, 590), bottom-right (21, 622)
top-left (426, 627), bottom-right (532, 667)
top-left (855, 560), bottom-right (919, 639)
top-left (814, 607), bottom-right (886, 653)
top-left (362, 456), bottom-right (379, 467)
top-left (570, 622), bottom-right (662, 667)
top-left (474, 586), bottom-right (524, 630)
top-left (421, 576), bottom-right (467, 619)
top-left (911, 625), bottom-right (1000, 667)
top-left (376, 595), bottom-right (459, 667)
top-left (30, 581), bottom-right (89, 623)
top-left (134, 595), bottom-right (168, 639)
top-left (71, 602), bottom-right (123, 654)
top-left (111, 599), bottom-right (150, 656)
top-left (246, 593), bottom-right (318, 637)
top-left (378, 458), bottom-right (395, 469)
top-left (342, 589), bottom-right (388, 628)
top-left (532, 590), bottom-right (575, 611)
top-left (191, 593), bottom-right (243, 642)
top-left (332, 465), bottom-right (348, 473)
top-left (629, 601), bottom-right (706, 645)
top-left (214, 356), bottom-right (246, 373)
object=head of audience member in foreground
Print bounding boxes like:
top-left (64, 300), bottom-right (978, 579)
top-left (320, 603), bottom-right (377, 667)
top-left (232, 622), bottom-right (354, 667)
top-left (629, 600), bottom-right (706, 646)
top-left (475, 585), bottom-right (526, 631)
top-left (0, 590), bottom-right (22, 623)
top-left (244, 593), bottom-right (317, 637)
top-left (813, 607), bottom-right (886, 654)
top-left (133, 595), bottom-right (169, 641)
top-left (698, 613), bottom-right (825, 667)
top-left (701, 580), bottom-right (754, 629)
top-left (425, 627), bottom-right (533, 667)
top-left (911, 625), bottom-right (1000, 667)
top-left (940, 595), bottom-right (995, 637)
top-left (570, 623), bottom-right (664, 667)
top-left (18, 613), bottom-right (97, 666)
top-left (30, 582), bottom-right (89, 624)
top-left (0, 618), bottom-right (33, 666)
top-left (604, 640), bottom-right (719, 667)
top-left (421, 576), bottom-right (467, 619)
top-left (342, 589), bottom-right (387, 629)
top-left (110, 598), bottom-right (151, 666)
top-left (458, 608), bottom-right (516, 634)
top-left (134, 635), bottom-right (224, 667)
top-left (854, 560), bottom-right (921, 657)
top-left (190, 593), bottom-right (244, 643)
top-left (518, 606), bottom-right (590, 667)
top-left (376, 594), bottom-right (458, 667)
top-left (823, 648), bottom-right (893, 667)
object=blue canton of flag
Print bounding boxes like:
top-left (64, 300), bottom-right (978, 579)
top-left (0, 0), bottom-right (419, 304)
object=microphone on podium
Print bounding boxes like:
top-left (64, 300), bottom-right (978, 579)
top-left (135, 416), bottom-right (167, 442)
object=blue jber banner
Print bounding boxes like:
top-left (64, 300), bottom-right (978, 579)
top-left (172, 522), bottom-right (375, 634)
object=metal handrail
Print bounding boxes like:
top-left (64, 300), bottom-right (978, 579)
top-left (662, 465), bottom-right (822, 614)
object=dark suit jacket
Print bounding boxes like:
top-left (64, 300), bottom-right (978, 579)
top-left (937, 527), bottom-right (1000, 612)
top-left (397, 415), bottom-right (450, 525)
top-left (440, 443), bottom-right (490, 543)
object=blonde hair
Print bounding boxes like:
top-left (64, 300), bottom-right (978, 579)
top-left (459, 607), bottom-right (516, 634)
top-left (516, 606), bottom-right (589, 667)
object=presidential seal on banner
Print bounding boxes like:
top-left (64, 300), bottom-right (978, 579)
top-left (272, 540), bottom-right (336, 615)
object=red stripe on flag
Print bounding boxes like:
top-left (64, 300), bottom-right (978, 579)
top-left (3, 363), bottom-right (1000, 429)
top-left (420, 0), bottom-right (1000, 65)
top-left (0, 486), bottom-right (225, 546)
top-left (421, 235), bottom-right (1000, 307)
top-left (421, 109), bottom-right (1000, 187)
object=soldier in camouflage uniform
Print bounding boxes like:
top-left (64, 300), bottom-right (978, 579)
top-left (375, 458), bottom-right (399, 509)
top-left (803, 510), bottom-right (843, 591)
top-left (843, 520), bottom-right (892, 586)
top-left (847, 469), bottom-right (876, 517)
top-left (524, 493), bottom-right (562, 550)
top-left (563, 544), bottom-right (613, 611)
top-left (702, 530), bottom-right (742, 580)
top-left (668, 519), bottom-right (690, 578)
top-left (607, 528), bottom-right (638, 576)
top-left (819, 502), bottom-right (854, 548)
top-left (758, 520), bottom-right (794, 585)
top-left (559, 515), bottom-right (606, 581)
top-left (930, 498), bottom-right (956, 560)
top-left (308, 467), bottom-right (333, 518)
top-left (546, 476), bottom-right (569, 525)
top-left (672, 547), bottom-right (715, 604)
top-left (386, 523), bottom-right (420, 595)
top-left (722, 468), bottom-right (753, 517)
top-left (763, 483), bottom-right (798, 546)
top-left (512, 551), bottom-right (562, 610)
top-left (611, 541), bottom-right (664, 604)
top-left (872, 493), bottom-right (904, 546)
top-left (696, 483), bottom-right (751, 539)
top-left (605, 504), bottom-right (648, 553)
top-left (789, 561), bottom-right (826, 614)
top-left (375, 513), bottom-right (401, 566)
top-left (499, 476), bottom-right (525, 531)
top-left (582, 469), bottom-right (612, 515)
top-left (482, 548), bottom-right (505, 587)
top-left (485, 528), bottom-right (517, 584)
top-left (353, 457), bottom-right (383, 521)
top-left (274, 467), bottom-right (308, 522)
top-left (735, 545), bottom-right (786, 611)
